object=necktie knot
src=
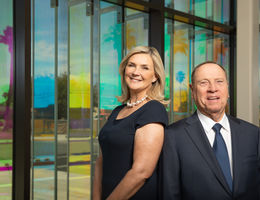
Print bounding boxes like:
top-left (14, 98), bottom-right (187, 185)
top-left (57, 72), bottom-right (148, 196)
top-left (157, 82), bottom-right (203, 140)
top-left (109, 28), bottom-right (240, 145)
top-left (213, 123), bottom-right (222, 134)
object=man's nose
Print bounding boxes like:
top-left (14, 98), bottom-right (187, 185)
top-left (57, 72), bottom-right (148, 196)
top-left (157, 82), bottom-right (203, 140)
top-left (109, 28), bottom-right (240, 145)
top-left (208, 82), bottom-right (217, 92)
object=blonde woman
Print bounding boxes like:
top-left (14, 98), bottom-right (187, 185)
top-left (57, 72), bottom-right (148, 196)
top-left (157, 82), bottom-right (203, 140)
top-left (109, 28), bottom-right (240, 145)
top-left (93, 46), bottom-right (168, 200)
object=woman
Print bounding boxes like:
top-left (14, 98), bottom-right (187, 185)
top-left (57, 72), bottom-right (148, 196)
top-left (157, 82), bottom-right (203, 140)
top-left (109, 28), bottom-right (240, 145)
top-left (93, 46), bottom-right (168, 200)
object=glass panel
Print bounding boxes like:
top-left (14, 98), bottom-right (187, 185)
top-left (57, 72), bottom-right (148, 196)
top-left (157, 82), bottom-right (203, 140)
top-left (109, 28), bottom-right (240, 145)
top-left (194, 27), bottom-right (213, 66)
top-left (0, 0), bottom-right (13, 199)
top-left (165, 0), bottom-right (190, 13)
top-left (164, 19), bottom-right (172, 119)
top-left (214, 0), bottom-right (230, 24)
top-left (173, 22), bottom-right (193, 121)
top-left (222, 0), bottom-right (230, 24)
top-left (165, 18), bottom-right (230, 123)
top-left (194, 0), bottom-right (206, 18)
top-left (69, 1), bottom-right (91, 199)
top-left (32, 0), bottom-right (55, 199)
top-left (57, 0), bottom-right (69, 198)
top-left (125, 8), bottom-right (148, 53)
top-left (100, 2), bottom-right (122, 127)
top-left (213, 32), bottom-right (229, 70)
top-left (165, 0), bottom-right (230, 25)
top-left (213, 31), bottom-right (230, 112)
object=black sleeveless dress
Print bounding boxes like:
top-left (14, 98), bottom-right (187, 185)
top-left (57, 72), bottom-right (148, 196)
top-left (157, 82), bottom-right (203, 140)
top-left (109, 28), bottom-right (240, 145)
top-left (98, 100), bottom-right (168, 200)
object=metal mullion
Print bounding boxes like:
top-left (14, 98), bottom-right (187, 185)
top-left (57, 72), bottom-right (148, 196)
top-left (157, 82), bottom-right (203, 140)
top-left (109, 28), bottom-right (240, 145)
top-left (67, 3), bottom-right (71, 200)
top-left (170, 20), bottom-right (174, 123)
top-left (31, 0), bottom-right (35, 199)
top-left (229, 0), bottom-right (236, 117)
top-left (13, 0), bottom-right (31, 199)
top-left (89, 1), bottom-right (94, 197)
top-left (54, 3), bottom-right (59, 200)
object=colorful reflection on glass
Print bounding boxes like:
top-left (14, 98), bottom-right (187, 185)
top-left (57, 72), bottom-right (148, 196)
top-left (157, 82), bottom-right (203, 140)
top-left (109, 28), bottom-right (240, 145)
top-left (0, 0), bottom-right (13, 199)
top-left (125, 8), bottom-right (148, 52)
top-left (56, 0), bottom-right (69, 198)
top-left (69, 1), bottom-right (91, 199)
top-left (32, 0), bottom-right (55, 199)
top-left (100, 2), bottom-right (122, 129)
top-left (165, 20), bottom-right (230, 122)
top-left (164, 19), bottom-right (171, 106)
top-left (173, 22), bottom-right (192, 121)
top-left (165, 0), bottom-right (230, 25)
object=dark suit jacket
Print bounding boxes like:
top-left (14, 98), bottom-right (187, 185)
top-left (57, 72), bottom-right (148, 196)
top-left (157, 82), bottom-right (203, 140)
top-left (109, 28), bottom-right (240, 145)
top-left (160, 112), bottom-right (260, 200)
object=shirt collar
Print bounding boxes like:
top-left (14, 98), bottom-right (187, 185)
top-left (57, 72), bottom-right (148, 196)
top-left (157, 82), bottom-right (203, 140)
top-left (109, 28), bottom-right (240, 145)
top-left (197, 109), bottom-right (229, 132)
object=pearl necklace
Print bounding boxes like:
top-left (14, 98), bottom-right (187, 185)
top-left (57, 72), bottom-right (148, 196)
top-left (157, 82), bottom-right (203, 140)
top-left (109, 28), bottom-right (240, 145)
top-left (127, 95), bottom-right (148, 107)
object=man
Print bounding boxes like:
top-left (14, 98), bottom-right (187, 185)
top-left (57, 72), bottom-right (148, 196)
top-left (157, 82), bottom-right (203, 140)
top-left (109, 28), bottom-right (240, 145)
top-left (160, 61), bottom-right (260, 200)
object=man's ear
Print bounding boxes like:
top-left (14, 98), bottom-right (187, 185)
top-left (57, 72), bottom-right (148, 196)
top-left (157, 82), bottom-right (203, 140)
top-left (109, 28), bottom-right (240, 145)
top-left (190, 83), bottom-right (194, 99)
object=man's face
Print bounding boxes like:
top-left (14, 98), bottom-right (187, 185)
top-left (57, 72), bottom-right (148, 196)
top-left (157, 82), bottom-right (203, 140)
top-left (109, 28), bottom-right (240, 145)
top-left (190, 63), bottom-right (229, 120)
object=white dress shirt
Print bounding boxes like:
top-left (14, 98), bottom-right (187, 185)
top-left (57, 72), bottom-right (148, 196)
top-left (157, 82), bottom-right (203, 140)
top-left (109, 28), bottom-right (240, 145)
top-left (197, 110), bottom-right (233, 176)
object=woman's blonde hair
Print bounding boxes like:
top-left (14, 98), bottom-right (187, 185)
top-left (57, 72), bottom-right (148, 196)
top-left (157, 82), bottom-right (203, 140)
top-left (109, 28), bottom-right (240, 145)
top-left (117, 46), bottom-right (168, 105)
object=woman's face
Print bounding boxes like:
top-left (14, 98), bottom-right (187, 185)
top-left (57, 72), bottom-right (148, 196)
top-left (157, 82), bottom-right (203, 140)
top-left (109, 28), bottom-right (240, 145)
top-left (124, 53), bottom-right (157, 96)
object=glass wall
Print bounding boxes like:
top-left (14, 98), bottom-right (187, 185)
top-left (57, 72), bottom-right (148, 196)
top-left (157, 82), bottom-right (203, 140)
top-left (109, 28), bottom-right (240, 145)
top-left (0, 1), bottom-right (13, 199)
top-left (31, 0), bottom-right (148, 199)
top-left (165, 0), bottom-right (230, 25)
top-left (165, 19), bottom-right (230, 122)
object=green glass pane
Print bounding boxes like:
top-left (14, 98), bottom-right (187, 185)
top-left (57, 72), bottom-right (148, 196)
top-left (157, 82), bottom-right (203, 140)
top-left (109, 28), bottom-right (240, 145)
top-left (194, 27), bottom-right (207, 66)
top-left (164, 19), bottom-right (171, 103)
top-left (195, 0), bottom-right (206, 18)
top-left (100, 3), bottom-right (122, 116)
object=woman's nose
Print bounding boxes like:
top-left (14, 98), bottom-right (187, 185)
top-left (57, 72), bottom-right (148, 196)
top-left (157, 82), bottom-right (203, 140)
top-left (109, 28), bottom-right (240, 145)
top-left (132, 67), bottom-right (140, 75)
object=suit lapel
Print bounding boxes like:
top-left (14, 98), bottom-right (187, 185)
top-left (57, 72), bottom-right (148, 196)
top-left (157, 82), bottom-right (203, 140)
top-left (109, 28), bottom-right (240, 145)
top-left (185, 113), bottom-right (232, 195)
top-left (228, 115), bottom-right (242, 195)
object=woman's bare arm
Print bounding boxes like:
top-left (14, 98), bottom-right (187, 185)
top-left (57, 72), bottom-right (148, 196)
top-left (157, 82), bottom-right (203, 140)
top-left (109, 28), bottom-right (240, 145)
top-left (93, 150), bottom-right (103, 200)
top-left (106, 123), bottom-right (164, 200)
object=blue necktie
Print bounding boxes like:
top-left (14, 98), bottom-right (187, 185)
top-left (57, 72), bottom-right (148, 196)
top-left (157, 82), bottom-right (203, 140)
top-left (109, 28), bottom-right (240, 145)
top-left (212, 123), bottom-right (232, 191)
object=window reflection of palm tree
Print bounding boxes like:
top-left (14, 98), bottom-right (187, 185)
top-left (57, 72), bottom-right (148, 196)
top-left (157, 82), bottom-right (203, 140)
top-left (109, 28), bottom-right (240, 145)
top-left (103, 24), bottom-right (136, 62)
top-left (0, 26), bottom-right (13, 132)
top-left (126, 24), bottom-right (136, 51)
top-left (102, 24), bottom-right (136, 111)
top-left (173, 29), bottom-right (188, 113)
top-left (176, 71), bottom-right (185, 112)
top-left (213, 36), bottom-right (228, 63)
top-left (173, 29), bottom-right (188, 56)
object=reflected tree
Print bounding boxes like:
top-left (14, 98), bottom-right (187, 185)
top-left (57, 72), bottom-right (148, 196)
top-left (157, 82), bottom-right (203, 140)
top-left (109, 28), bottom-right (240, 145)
top-left (57, 73), bottom-right (67, 119)
top-left (126, 24), bottom-right (136, 51)
top-left (0, 26), bottom-right (13, 132)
